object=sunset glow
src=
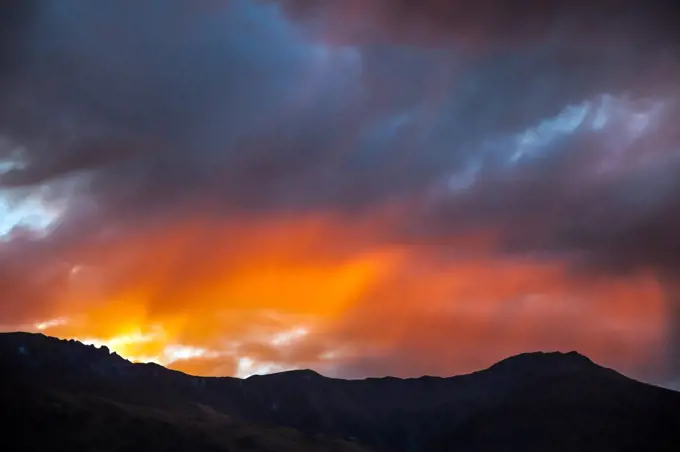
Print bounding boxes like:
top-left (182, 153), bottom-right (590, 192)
top-left (12, 213), bottom-right (666, 380)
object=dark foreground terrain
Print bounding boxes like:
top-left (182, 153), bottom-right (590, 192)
top-left (1, 332), bottom-right (679, 452)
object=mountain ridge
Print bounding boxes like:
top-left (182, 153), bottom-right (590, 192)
top-left (2, 331), bottom-right (679, 452)
top-left (0, 330), bottom-right (611, 381)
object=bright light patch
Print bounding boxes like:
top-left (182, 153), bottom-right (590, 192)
top-left (236, 356), bottom-right (292, 378)
top-left (0, 188), bottom-right (66, 240)
top-left (85, 331), bottom-right (156, 348)
top-left (78, 326), bottom-right (165, 362)
top-left (75, 325), bottom-right (225, 367)
top-left (0, 146), bottom-right (28, 175)
top-left (319, 349), bottom-right (341, 360)
top-left (34, 317), bottom-right (69, 331)
top-left (0, 159), bottom-right (25, 175)
top-left (163, 344), bottom-right (219, 363)
top-left (511, 102), bottom-right (589, 162)
top-left (508, 94), bottom-right (668, 174)
top-left (270, 326), bottom-right (309, 346)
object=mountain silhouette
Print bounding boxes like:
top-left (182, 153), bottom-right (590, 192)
top-left (1, 332), bottom-right (679, 451)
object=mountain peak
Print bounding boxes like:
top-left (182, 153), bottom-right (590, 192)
top-left (504, 350), bottom-right (592, 361)
top-left (488, 350), bottom-right (597, 374)
top-left (250, 368), bottom-right (324, 380)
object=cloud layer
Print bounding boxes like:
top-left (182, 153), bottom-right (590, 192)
top-left (1, 0), bottom-right (679, 382)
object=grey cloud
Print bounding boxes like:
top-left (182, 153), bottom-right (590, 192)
top-left (1, 0), bottom-right (679, 274)
top-left (277, 0), bottom-right (679, 53)
top-left (1, 0), bottom-right (676, 221)
top-left (1, 0), bottom-right (321, 183)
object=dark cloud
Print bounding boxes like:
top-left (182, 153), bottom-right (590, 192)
top-left (1, 0), bottom-right (675, 211)
top-left (417, 98), bottom-right (680, 271)
top-left (1, 0), bottom-right (323, 185)
top-left (277, 0), bottom-right (679, 52)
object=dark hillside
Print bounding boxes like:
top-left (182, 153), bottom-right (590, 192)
top-left (2, 332), bottom-right (679, 452)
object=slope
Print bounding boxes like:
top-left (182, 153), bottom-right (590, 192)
top-left (2, 332), bottom-right (680, 452)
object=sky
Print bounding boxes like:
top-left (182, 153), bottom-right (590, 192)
top-left (1, 0), bottom-right (679, 384)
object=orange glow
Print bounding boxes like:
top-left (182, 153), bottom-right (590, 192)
top-left (8, 212), bottom-right (668, 380)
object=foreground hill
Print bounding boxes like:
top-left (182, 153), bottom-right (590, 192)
top-left (2, 384), bottom-right (368, 452)
top-left (1, 332), bottom-right (679, 451)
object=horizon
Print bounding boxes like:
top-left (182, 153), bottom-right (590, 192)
top-left (1, 329), bottom-right (607, 380)
top-left (2, 1), bottom-right (680, 388)
top-left (0, 330), bottom-right (649, 386)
